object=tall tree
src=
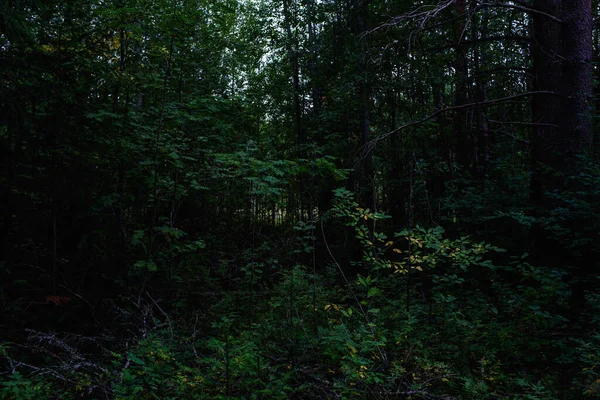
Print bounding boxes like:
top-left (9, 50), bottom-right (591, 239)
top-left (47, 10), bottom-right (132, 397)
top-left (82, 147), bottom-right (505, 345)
top-left (561, 0), bottom-right (594, 158)
top-left (530, 0), bottom-right (563, 206)
top-left (352, 0), bottom-right (374, 210)
top-left (453, 0), bottom-right (470, 171)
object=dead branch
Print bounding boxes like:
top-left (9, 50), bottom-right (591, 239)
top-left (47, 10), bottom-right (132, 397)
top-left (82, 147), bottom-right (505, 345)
top-left (358, 91), bottom-right (559, 161)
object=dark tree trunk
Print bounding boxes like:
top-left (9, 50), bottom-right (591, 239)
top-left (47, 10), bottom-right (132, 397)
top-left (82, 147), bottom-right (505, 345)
top-left (561, 0), bottom-right (593, 160)
top-left (306, 0), bottom-right (321, 117)
top-left (594, 14), bottom-right (600, 159)
top-left (283, 0), bottom-right (305, 157)
top-left (388, 63), bottom-right (405, 225)
top-left (530, 0), bottom-right (593, 325)
top-left (528, 0), bottom-right (564, 277)
top-left (530, 0), bottom-right (593, 196)
top-left (530, 0), bottom-right (562, 206)
top-left (282, 0), bottom-right (307, 220)
top-left (115, 26), bottom-right (127, 272)
top-left (561, 0), bottom-right (594, 326)
top-left (473, 5), bottom-right (489, 178)
top-left (352, 0), bottom-right (374, 210)
top-left (453, 0), bottom-right (471, 171)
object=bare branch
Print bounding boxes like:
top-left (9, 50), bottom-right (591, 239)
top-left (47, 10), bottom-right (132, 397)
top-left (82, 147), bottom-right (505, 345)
top-left (488, 119), bottom-right (559, 128)
top-left (146, 291), bottom-right (174, 340)
top-left (358, 91), bottom-right (559, 160)
top-left (365, 0), bottom-right (456, 37)
top-left (366, 0), bottom-right (562, 47)
top-left (487, 129), bottom-right (530, 145)
top-left (478, 1), bottom-right (564, 24)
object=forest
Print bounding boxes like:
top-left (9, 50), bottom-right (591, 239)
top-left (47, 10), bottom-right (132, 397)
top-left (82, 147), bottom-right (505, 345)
top-left (1, 0), bottom-right (600, 398)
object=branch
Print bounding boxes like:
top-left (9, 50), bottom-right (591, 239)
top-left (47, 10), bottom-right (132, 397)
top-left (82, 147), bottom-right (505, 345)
top-left (359, 91), bottom-right (558, 158)
top-left (478, 1), bottom-right (564, 24)
top-left (488, 119), bottom-right (559, 128)
top-left (320, 218), bottom-right (388, 364)
top-left (368, 0), bottom-right (562, 40)
top-left (470, 66), bottom-right (533, 80)
top-left (487, 129), bottom-right (530, 145)
top-left (365, 0), bottom-right (456, 36)
top-left (146, 291), bottom-right (174, 340)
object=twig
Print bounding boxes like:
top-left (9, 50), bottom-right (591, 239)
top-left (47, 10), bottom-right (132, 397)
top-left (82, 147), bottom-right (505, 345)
top-left (320, 218), bottom-right (388, 364)
top-left (478, 1), bottom-right (563, 24)
top-left (488, 129), bottom-right (529, 145)
top-left (146, 291), bottom-right (174, 339)
top-left (59, 284), bottom-right (96, 313)
top-left (488, 119), bottom-right (558, 128)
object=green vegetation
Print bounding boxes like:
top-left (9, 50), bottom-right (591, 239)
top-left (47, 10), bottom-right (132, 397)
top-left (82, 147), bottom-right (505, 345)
top-left (2, 0), bottom-right (600, 398)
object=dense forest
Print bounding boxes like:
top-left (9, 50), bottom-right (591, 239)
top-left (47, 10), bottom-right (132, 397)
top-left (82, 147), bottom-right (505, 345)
top-left (2, 0), bottom-right (600, 398)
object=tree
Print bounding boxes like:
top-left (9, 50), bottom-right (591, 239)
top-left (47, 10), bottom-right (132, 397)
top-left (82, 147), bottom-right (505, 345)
top-left (561, 0), bottom-right (594, 157)
top-left (2, 0), bottom-right (600, 398)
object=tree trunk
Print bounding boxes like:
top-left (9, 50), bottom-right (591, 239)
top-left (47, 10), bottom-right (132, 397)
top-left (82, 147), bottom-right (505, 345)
top-left (473, 5), bottom-right (489, 178)
top-left (283, 0), bottom-right (305, 157)
top-left (530, 0), bottom-right (562, 206)
top-left (352, 0), bottom-right (374, 210)
top-left (530, 0), bottom-right (593, 325)
top-left (561, 0), bottom-right (593, 160)
top-left (282, 0), bottom-right (307, 219)
top-left (561, 0), bottom-right (594, 327)
top-left (453, 0), bottom-right (470, 171)
top-left (593, 13), bottom-right (600, 159)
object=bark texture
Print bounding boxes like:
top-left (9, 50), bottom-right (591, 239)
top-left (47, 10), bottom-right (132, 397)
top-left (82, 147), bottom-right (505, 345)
top-left (561, 0), bottom-right (593, 159)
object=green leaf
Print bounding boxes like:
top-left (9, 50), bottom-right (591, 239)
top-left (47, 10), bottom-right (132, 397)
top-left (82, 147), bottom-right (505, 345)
top-left (134, 260), bottom-right (158, 272)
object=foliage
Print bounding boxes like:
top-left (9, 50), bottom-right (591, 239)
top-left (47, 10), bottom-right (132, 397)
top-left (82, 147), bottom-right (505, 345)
top-left (2, 0), bottom-right (600, 399)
